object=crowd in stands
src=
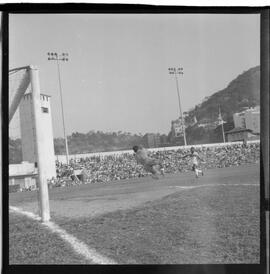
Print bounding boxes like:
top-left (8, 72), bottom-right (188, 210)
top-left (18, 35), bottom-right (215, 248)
top-left (47, 142), bottom-right (260, 188)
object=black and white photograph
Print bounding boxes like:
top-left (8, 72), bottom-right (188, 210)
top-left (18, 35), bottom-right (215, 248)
top-left (3, 5), bottom-right (269, 271)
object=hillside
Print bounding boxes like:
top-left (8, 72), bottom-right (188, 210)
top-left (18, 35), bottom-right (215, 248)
top-left (185, 66), bottom-right (260, 124)
top-left (184, 66), bottom-right (260, 144)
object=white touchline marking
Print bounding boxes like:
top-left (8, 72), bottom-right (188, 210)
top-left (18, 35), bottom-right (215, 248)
top-left (9, 183), bottom-right (259, 264)
top-left (9, 206), bottom-right (117, 265)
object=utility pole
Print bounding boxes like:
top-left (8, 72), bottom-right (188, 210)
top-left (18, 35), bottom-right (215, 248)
top-left (48, 52), bottom-right (70, 164)
top-left (218, 106), bottom-right (226, 143)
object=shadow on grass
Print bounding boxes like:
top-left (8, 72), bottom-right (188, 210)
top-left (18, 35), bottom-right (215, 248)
top-left (55, 185), bottom-right (260, 264)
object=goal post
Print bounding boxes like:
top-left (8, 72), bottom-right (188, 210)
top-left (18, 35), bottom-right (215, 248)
top-left (29, 66), bottom-right (50, 222)
top-left (9, 65), bottom-right (51, 222)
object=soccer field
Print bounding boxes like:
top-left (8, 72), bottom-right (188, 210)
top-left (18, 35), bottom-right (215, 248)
top-left (9, 164), bottom-right (260, 264)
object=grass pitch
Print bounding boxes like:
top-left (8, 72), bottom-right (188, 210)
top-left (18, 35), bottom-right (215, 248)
top-left (9, 213), bottom-right (90, 264)
top-left (9, 164), bottom-right (260, 264)
top-left (55, 184), bottom-right (259, 264)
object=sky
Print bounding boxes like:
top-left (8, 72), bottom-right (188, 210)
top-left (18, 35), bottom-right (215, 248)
top-left (9, 13), bottom-right (260, 138)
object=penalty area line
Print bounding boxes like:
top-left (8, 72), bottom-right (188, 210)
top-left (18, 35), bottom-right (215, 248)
top-left (172, 183), bottom-right (259, 190)
top-left (9, 206), bottom-right (117, 265)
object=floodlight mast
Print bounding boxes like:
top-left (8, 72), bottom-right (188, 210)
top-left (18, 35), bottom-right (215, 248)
top-left (168, 67), bottom-right (187, 146)
top-left (48, 52), bottom-right (70, 165)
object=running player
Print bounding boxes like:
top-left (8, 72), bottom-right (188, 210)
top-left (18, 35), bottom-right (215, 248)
top-left (182, 147), bottom-right (204, 178)
top-left (132, 145), bottom-right (165, 179)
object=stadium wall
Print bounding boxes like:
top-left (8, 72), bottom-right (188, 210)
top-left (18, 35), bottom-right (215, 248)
top-left (55, 140), bottom-right (260, 164)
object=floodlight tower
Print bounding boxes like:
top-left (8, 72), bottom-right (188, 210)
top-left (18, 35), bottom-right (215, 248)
top-left (168, 67), bottom-right (187, 146)
top-left (48, 52), bottom-right (69, 164)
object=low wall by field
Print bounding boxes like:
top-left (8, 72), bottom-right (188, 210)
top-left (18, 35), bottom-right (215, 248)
top-left (55, 140), bottom-right (260, 164)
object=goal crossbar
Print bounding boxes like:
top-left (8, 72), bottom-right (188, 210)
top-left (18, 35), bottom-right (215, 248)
top-left (9, 66), bottom-right (31, 123)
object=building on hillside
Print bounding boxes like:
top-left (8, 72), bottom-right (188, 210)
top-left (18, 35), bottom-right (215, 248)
top-left (9, 161), bottom-right (37, 192)
top-left (143, 133), bottom-right (161, 148)
top-left (233, 106), bottom-right (260, 133)
top-left (195, 117), bottom-right (217, 129)
top-left (245, 107), bottom-right (260, 133)
top-left (19, 93), bottom-right (56, 180)
top-left (197, 122), bottom-right (216, 129)
top-left (233, 112), bottom-right (246, 128)
top-left (159, 134), bottom-right (169, 146)
top-left (225, 127), bottom-right (260, 142)
top-left (169, 117), bottom-right (185, 145)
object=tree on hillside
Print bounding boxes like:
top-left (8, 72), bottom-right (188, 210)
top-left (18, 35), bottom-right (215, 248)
top-left (9, 138), bottom-right (22, 164)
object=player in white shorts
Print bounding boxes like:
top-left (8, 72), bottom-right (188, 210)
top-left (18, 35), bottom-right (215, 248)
top-left (182, 147), bottom-right (204, 178)
top-left (132, 145), bottom-right (165, 180)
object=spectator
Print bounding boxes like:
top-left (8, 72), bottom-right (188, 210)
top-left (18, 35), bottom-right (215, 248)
top-left (43, 142), bottom-right (260, 189)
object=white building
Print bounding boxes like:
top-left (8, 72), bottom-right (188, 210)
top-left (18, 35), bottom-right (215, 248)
top-left (233, 106), bottom-right (260, 133)
top-left (19, 93), bottom-right (56, 180)
top-left (9, 161), bottom-right (37, 191)
top-left (233, 112), bottom-right (246, 128)
top-left (245, 107), bottom-right (260, 133)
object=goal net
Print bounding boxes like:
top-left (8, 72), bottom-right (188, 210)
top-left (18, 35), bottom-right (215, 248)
top-left (9, 67), bottom-right (31, 165)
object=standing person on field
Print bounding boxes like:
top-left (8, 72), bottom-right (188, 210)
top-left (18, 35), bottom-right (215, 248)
top-left (182, 147), bottom-right (204, 178)
top-left (132, 145), bottom-right (165, 180)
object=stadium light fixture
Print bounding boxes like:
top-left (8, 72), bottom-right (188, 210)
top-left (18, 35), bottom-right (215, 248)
top-left (168, 67), bottom-right (187, 146)
top-left (47, 52), bottom-right (70, 165)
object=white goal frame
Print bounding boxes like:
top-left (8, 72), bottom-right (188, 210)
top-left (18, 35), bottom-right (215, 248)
top-left (9, 65), bottom-right (50, 222)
